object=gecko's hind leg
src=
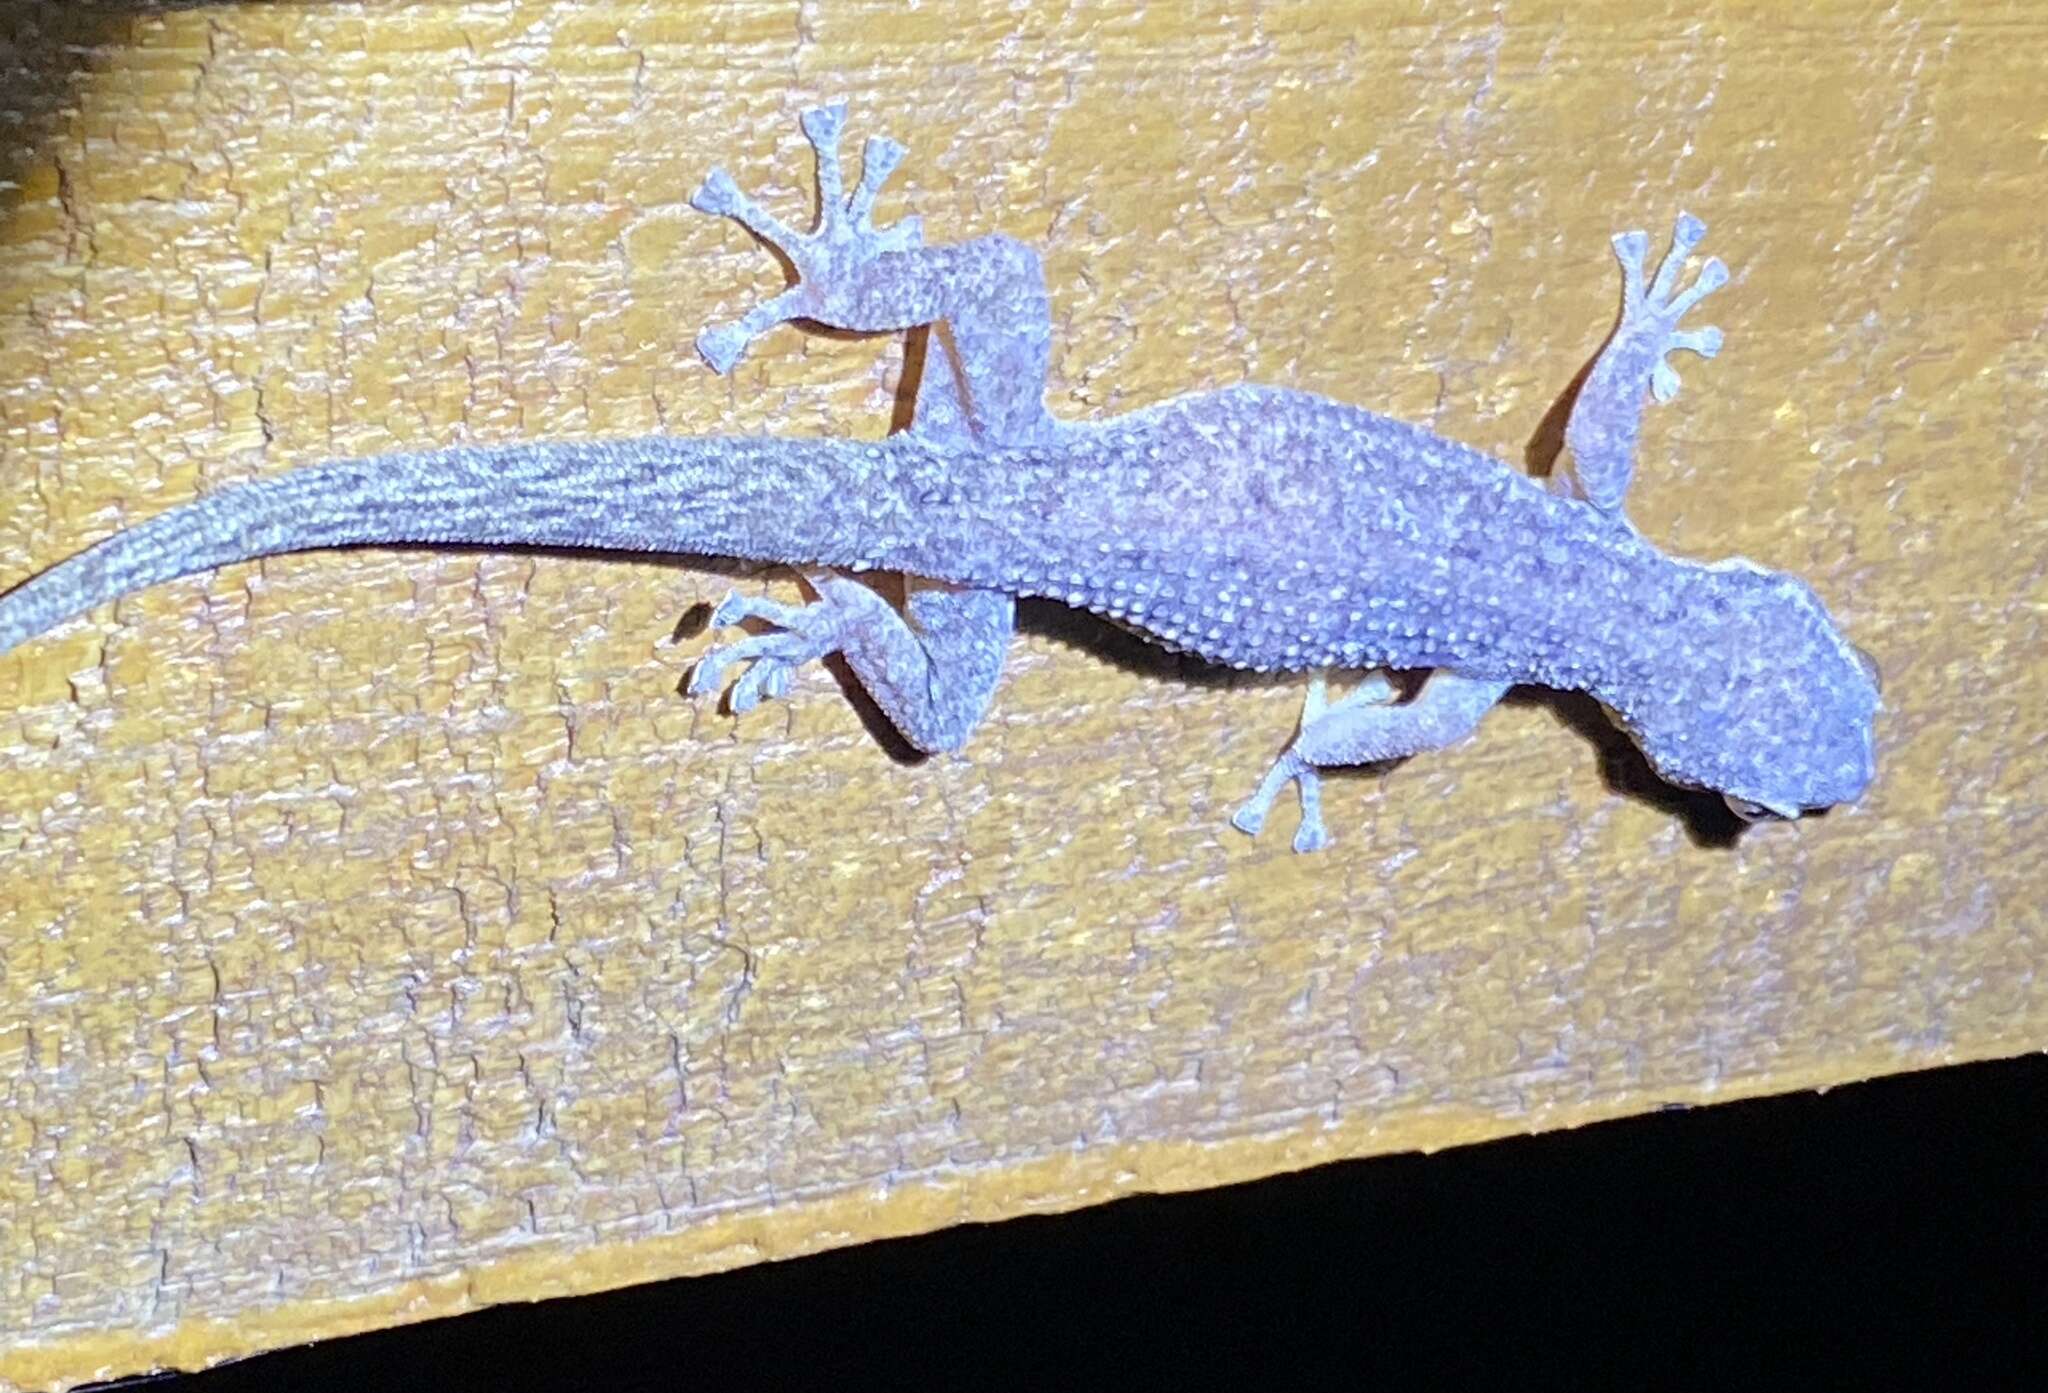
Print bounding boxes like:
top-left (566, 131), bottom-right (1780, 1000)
top-left (692, 102), bottom-right (1054, 443)
top-left (1558, 211), bottom-right (1729, 513)
top-left (1232, 671), bottom-right (1509, 853)
top-left (689, 570), bottom-right (1012, 754)
top-left (691, 102), bottom-right (926, 373)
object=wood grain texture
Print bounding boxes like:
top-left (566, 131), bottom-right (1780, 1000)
top-left (1, 0), bottom-right (2042, 1383)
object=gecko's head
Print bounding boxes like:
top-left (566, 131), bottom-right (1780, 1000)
top-left (1609, 561), bottom-right (1881, 822)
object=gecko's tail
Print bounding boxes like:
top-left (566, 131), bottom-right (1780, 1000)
top-left (0, 467), bottom-right (347, 658)
top-left (0, 435), bottom-right (889, 658)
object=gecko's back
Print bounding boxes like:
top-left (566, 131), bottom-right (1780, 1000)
top-left (894, 384), bottom-right (1668, 688)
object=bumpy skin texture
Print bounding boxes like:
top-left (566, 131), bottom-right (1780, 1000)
top-left (0, 106), bottom-right (1879, 851)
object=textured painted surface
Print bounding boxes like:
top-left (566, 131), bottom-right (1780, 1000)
top-left (0, 0), bottom-right (2042, 1384)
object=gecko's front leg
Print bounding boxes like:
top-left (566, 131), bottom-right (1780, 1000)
top-left (1231, 673), bottom-right (1394, 853)
top-left (1557, 212), bottom-right (1728, 513)
top-left (1233, 671), bottom-right (1509, 852)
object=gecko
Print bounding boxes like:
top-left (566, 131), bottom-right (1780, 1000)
top-left (0, 104), bottom-right (1879, 851)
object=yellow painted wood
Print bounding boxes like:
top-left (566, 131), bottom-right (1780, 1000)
top-left (1, 0), bottom-right (2042, 1383)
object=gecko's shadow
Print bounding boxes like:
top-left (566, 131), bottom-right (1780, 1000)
top-left (1506, 687), bottom-right (1744, 847)
top-left (1524, 349), bottom-right (1597, 490)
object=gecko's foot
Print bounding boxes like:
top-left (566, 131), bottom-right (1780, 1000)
top-left (690, 102), bottom-right (925, 373)
top-left (687, 587), bottom-right (854, 715)
top-left (1229, 674), bottom-right (1394, 853)
top-left (1230, 754), bottom-right (1330, 855)
top-left (1610, 211), bottom-right (1729, 403)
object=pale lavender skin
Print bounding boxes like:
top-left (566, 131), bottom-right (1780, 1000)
top-left (0, 106), bottom-right (1879, 851)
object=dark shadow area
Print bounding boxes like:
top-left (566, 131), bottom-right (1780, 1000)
top-left (0, 5), bottom-right (126, 228)
top-left (889, 321), bottom-right (936, 436)
top-left (125, 1051), bottom-right (2046, 1390)
top-left (823, 646), bottom-right (928, 763)
top-left (1525, 343), bottom-right (1602, 483)
top-left (0, 3), bottom-right (324, 227)
top-left (1509, 685), bottom-right (1746, 845)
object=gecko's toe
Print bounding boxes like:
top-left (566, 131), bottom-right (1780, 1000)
top-left (860, 135), bottom-right (907, 190)
top-left (1229, 802), bottom-right (1270, 837)
top-left (729, 667), bottom-right (773, 714)
top-left (696, 323), bottom-right (751, 375)
top-left (690, 591), bottom-right (847, 718)
top-left (1290, 764), bottom-right (1329, 852)
top-left (1691, 256), bottom-right (1729, 296)
top-left (686, 652), bottom-right (731, 699)
top-left (844, 135), bottom-right (914, 240)
top-left (707, 588), bottom-right (753, 630)
top-left (1300, 673), bottom-right (1331, 724)
top-left (1672, 325), bottom-right (1723, 359)
top-left (689, 631), bottom-right (777, 701)
top-left (690, 168), bottom-right (742, 218)
top-left (1651, 359), bottom-right (1682, 403)
top-left (1233, 745), bottom-right (1322, 845)
top-left (1291, 817), bottom-right (1332, 854)
top-left (732, 652), bottom-right (802, 711)
top-left (1610, 228), bottom-right (1651, 275)
top-left (800, 101), bottom-right (849, 151)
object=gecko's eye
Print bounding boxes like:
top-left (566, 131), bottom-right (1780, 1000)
top-left (1723, 794), bottom-right (1797, 823)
